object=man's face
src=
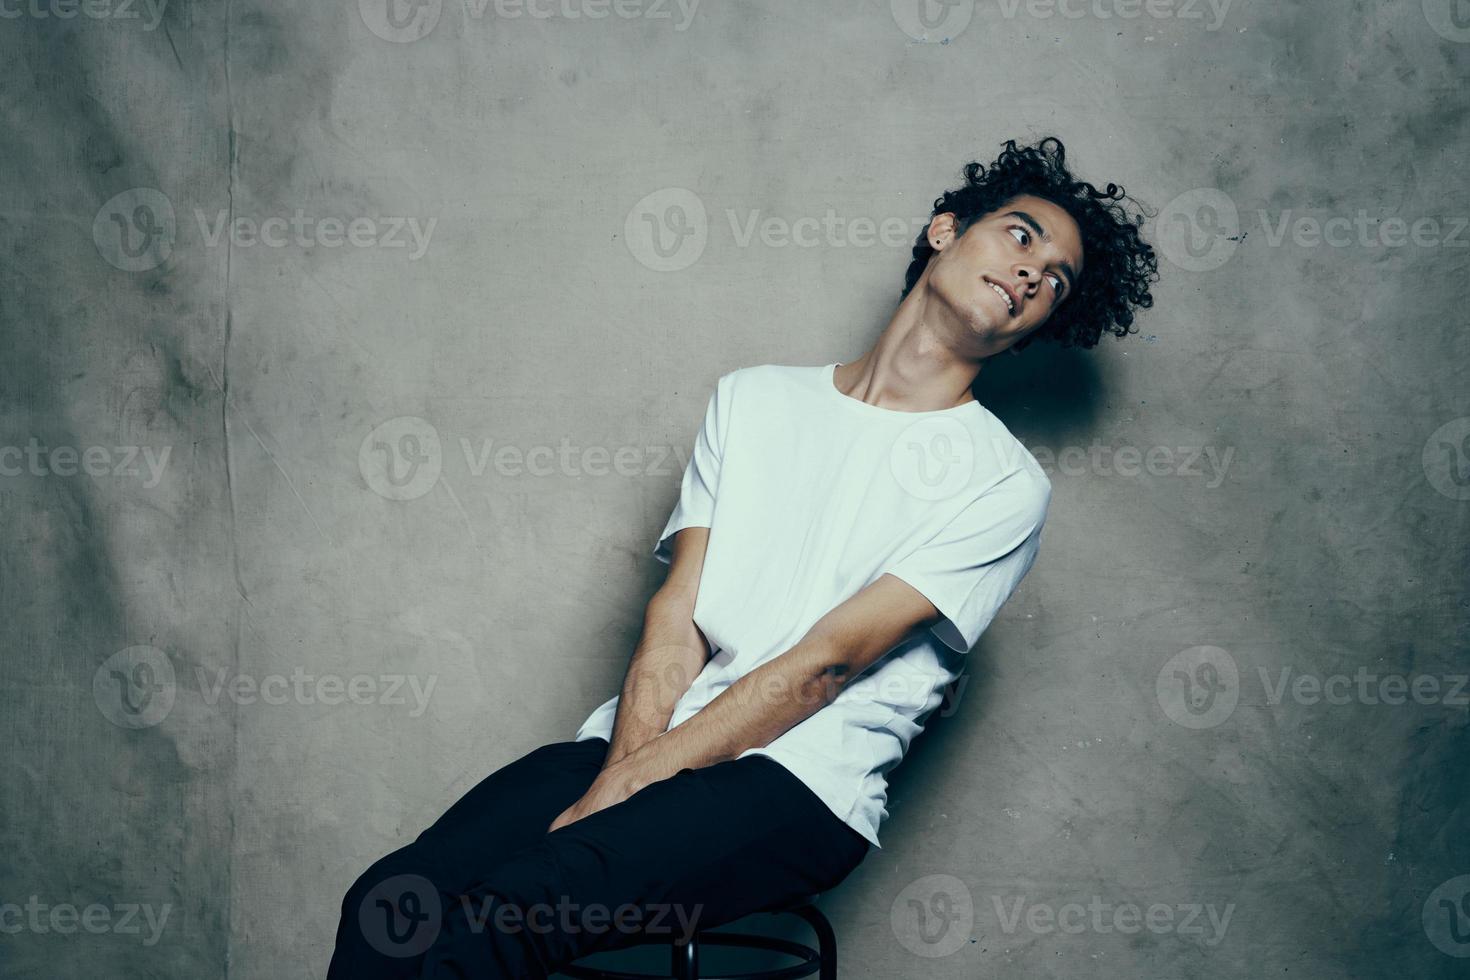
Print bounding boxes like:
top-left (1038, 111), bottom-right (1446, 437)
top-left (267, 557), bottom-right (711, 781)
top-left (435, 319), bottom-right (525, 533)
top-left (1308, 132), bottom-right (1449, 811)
top-left (923, 194), bottom-right (1085, 357)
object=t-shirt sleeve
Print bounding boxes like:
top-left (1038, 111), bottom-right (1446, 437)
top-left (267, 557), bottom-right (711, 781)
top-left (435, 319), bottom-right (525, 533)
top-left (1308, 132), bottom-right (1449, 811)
top-left (881, 470), bottom-right (1052, 653)
top-left (652, 372), bottom-right (732, 565)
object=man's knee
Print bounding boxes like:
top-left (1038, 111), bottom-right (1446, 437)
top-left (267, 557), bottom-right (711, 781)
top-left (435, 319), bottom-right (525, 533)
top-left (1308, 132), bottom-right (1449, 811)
top-left (340, 845), bottom-right (457, 959)
top-left (344, 845), bottom-right (424, 907)
top-left (439, 841), bottom-right (566, 931)
top-left (428, 841), bottom-right (590, 969)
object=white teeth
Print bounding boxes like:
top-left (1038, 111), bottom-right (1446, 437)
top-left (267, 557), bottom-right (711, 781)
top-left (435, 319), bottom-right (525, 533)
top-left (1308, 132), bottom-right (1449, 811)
top-left (988, 281), bottom-right (1014, 313)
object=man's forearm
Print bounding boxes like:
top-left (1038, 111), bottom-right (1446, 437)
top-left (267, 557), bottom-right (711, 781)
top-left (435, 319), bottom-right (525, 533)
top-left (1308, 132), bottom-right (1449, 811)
top-left (611, 637), bottom-right (845, 787)
top-left (603, 592), bottom-right (710, 767)
top-left (553, 574), bottom-right (933, 834)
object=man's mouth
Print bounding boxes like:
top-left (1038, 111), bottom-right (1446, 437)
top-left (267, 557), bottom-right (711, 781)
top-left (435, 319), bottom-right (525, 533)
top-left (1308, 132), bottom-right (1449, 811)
top-left (984, 278), bottom-right (1017, 316)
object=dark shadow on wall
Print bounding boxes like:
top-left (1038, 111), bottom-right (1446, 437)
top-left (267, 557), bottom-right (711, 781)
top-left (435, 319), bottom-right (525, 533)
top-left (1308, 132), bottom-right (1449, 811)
top-left (879, 341), bottom-right (1115, 839)
top-left (971, 341), bottom-right (1111, 450)
top-left (876, 649), bottom-right (994, 843)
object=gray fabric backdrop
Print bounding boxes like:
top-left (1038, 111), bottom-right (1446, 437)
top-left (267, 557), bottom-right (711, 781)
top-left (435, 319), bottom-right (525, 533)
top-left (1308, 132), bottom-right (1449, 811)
top-left (2, 1), bottom-right (1467, 976)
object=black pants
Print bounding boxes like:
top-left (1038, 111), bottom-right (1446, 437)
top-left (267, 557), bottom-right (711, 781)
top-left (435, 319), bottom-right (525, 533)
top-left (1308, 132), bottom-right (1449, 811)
top-left (327, 737), bottom-right (870, 979)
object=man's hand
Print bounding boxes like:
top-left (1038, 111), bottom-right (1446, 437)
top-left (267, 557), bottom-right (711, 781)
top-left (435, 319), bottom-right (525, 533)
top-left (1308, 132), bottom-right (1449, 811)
top-left (589, 574), bottom-right (945, 792)
top-left (547, 757), bottom-right (657, 833)
top-left (550, 573), bottom-right (944, 835)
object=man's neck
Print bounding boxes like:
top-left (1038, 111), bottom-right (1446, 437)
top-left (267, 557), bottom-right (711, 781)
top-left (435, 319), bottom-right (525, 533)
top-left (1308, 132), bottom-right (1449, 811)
top-left (836, 330), bottom-right (981, 414)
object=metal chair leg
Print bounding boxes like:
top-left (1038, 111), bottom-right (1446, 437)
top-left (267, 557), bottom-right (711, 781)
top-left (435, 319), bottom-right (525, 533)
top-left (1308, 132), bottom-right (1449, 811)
top-left (563, 901), bottom-right (833, 979)
top-left (671, 932), bottom-right (699, 980)
top-left (785, 904), bottom-right (837, 980)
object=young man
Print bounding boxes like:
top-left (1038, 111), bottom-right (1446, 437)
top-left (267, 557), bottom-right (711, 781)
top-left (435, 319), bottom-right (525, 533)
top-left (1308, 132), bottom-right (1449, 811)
top-left (329, 136), bottom-right (1158, 979)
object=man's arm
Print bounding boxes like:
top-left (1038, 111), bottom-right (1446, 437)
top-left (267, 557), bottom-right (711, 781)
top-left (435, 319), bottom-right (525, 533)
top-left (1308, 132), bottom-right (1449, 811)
top-left (549, 572), bottom-right (942, 831)
top-left (601, 526), bottom-right (714, 768)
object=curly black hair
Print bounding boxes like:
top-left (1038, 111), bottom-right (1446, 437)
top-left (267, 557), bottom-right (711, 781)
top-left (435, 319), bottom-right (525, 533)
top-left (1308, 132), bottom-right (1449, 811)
top-left (902, 136), bottom-right (1159, 350)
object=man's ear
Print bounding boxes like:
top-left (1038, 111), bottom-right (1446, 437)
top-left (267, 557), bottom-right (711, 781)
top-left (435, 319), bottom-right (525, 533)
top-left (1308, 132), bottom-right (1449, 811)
top-left (928, 212), bottom-right (960, 245)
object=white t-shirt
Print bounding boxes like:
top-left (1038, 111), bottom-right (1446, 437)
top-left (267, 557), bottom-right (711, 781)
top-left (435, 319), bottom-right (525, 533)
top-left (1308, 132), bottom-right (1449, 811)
top-left (575, 362), bottom-right (1052, 849)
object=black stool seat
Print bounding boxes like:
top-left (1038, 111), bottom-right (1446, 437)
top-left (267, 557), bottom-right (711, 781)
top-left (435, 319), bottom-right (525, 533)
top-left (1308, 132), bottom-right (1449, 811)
top-left (560, 897), bottom-right (837, 980)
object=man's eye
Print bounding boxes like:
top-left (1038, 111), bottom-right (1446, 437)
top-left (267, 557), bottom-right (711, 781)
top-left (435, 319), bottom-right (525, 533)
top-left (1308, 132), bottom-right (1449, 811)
top-left (1009, 227), bottom-right (1029, 246)
top-left (1047, 273), bottom-right (1063, 294)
